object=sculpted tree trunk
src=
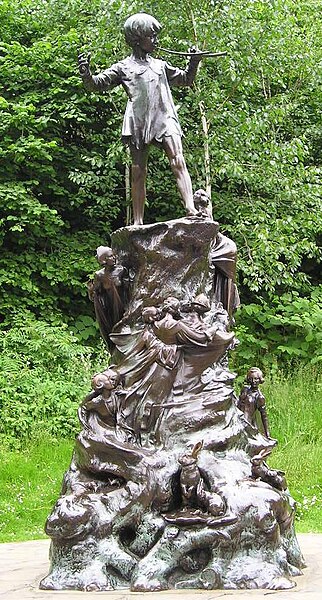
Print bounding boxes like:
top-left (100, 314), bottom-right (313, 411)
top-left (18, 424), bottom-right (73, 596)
top-left (41, 211), bottom-right (304, 592)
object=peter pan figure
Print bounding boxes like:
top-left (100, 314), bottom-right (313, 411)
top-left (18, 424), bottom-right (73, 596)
top-left (78, 13), bottom-right (203, 225)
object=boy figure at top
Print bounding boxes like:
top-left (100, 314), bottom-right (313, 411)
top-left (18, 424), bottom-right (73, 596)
top-left (78, 13), bottom-right (202, 225)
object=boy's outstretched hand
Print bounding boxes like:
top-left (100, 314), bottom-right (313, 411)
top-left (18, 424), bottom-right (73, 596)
top-left (188, 46), bottom-right (204, 64)
top-left (78, 52), bottom-right (91, 77)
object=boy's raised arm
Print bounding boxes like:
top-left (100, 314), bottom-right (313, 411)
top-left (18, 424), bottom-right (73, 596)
top-left (166, 48), bottom-right (203, 87)
top-left (78, 51), bottom-right (121, 92)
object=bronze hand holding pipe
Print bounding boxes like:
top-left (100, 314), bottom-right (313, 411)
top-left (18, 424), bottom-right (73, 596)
top-left (157, 46), bottom-right (227, 58)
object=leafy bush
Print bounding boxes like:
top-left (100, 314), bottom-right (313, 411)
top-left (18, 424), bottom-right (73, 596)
top-left (232, 287), bottom-right (322, 374)
top-left (0, 313), bottom-right (109, 447)
top-left (0, 0), bottom-right (321, 329)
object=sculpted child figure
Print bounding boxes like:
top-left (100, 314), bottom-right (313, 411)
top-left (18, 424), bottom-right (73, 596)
top-left (78, 13), bottom-right (202, 225)
top-left (87, 246), bottom-right (131, 347)
top-left (79, 367), bottom-right (137, 444)
top-left (238, 367), bottom-right (271, 438)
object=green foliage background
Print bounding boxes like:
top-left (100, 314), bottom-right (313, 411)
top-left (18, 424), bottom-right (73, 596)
top-left (0, 0), bottom-right (321, 446)
top-left (1, 0), bottom-right (321, 315)
top-left (0, 0), bottom-right (321, 538)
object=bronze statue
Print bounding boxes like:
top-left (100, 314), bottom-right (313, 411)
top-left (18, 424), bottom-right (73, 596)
top-left (87, 246), bottom-right (131, 348)
top-left (42, 178), bottom-right (303, 590)
top-left (78, 13), bottom-right (204, 225)
top-left (238, 367), bottom-right (271, 438)
top-left (191, 189), bottom-right (240, 317)
top-left (193, 189), bottom-right (213, 219)
top-left (153, 295), bottom-right (234, 351)
top-left (79, 367), bottom-right (137, 444)
top-left (80, 368), bottom-right (120, 414)
top-left (251, 448), bottom-right (287, 491)
top-left (178, 441), bottom-right (225, 517)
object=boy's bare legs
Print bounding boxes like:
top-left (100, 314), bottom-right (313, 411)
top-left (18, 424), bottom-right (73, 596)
top-left (130, 144), bottom-right (149, 225)
top-left (162, 135), bottom-right (198, 216)
top-left (130, 136), bottom-right (197, 225)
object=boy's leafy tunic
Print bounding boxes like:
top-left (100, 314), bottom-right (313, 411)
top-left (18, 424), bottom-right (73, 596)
top-left (89, 56), bottom-right (194, 149)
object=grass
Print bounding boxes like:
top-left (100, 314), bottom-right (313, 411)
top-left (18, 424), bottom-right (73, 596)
top-left (0, 436), bottom-right (74, 542)
top-left (263, 365), bottom-right (322, 533)
top-left (0, 367), bottom-right (321, 542)
top-left (271, 442), bottom-right (322, 532)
